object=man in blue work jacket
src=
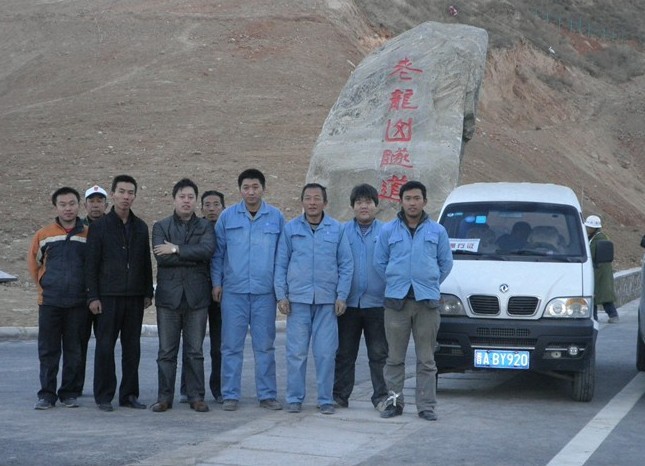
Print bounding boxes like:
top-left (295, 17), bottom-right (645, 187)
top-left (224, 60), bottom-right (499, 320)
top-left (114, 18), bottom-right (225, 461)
top-left (374, 180), bottom-right (453, 421)
top-left (274, 183), bottom-right (353, 415)
top-left (211, 169), bottom-right (285, 411)
top-left (333, 183), bottom-right (388, 410)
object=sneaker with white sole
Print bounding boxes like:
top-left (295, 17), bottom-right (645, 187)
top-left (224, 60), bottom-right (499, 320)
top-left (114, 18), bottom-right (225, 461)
top-left (61, 398), bottom-right (79, 408)
top-left (34, 399), bottom-right (55, 410)
top-left (222, 399), bottom-right (238, 411)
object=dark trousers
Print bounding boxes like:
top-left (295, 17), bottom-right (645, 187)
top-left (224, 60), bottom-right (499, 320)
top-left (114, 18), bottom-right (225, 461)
top-left (93, 296), bottom-right (144, 405)
top-left (37, 305), bottom-right (89, 403)
top-left (181, 300), bottom-right (222, 399)
top-left (333, 306), bottom-right (388, 407)
top-left (156, 305), bottom-right (207, 404)
top-left (594, 302), bottom-right (618, 320)
top-left (79, 311), bottom-right (97, 394)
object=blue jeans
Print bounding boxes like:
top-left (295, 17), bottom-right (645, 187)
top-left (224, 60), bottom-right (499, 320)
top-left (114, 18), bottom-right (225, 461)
top-left (333, 306), bottom-right (388, 407)
top-left (220, 292), bottom-right (277, 401)
top-left (384, 299), bottom-right (440, 413)
top-left (37, 305), bottom-right (89, 402)
top-left (156, 306), bottom-right (208, 404)
top-left (286, 303), bottom-right (338, 405)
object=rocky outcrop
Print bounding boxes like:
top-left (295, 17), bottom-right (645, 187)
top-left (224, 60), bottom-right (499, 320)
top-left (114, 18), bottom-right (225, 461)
top-left (307, 21), bottom-right (488, 220)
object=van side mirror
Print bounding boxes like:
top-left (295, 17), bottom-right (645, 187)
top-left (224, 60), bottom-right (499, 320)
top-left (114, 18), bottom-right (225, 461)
top-left (595, 240), bottom-right (613, 263)
top-left (640, 235), bottom-right (645, 249)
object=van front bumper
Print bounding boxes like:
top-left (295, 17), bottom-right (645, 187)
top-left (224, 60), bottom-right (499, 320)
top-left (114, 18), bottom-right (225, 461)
top-left (435, 316), bottom-right (597, 373)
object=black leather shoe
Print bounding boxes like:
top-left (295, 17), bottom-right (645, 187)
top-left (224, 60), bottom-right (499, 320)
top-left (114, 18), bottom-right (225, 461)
top-left (98, 402), bottom-right (114, 412)
top-left (151, 401), bottom-right (171, 413)
top-left (418, 409), bottom-right (438, 421)
top-left (380, 403), bottom-right (403, 418)
top-left (120, 395), bottom-right (146, 409)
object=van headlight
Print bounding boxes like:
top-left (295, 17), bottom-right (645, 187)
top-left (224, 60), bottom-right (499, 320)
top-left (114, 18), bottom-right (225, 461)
top-left (440, 294), bottom-right (466, 316)
top-left (543, 298), bottom-right (591, 318)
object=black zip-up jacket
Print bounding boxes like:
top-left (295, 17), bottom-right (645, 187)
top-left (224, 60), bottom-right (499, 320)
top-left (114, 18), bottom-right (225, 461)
top-left (85, 207), bottom-right (154, 302)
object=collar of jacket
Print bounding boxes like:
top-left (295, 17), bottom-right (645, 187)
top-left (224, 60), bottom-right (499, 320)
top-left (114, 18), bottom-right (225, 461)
top-left (234, 200), bottom-right (268, 217)
top-left (55, 216), bottom-right (85, 235)
top-left (108, 205), bottom-right (137, 223)
top-left (396, 209), bottom-right (429, 227)
top-left (172, 211), bottom-right (198, 225)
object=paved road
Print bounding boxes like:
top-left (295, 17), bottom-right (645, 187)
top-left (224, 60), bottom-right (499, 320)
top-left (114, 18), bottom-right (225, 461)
top-left (1, 301), bottom-right (643, 465)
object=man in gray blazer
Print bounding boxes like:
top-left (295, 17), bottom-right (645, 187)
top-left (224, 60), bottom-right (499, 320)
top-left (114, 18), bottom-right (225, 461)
top-left (150, 178), bottom-right (215, 413)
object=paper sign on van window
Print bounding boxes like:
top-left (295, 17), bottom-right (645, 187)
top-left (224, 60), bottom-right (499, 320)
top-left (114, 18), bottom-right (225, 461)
top-left (450, 238), bottom-right (480, 252)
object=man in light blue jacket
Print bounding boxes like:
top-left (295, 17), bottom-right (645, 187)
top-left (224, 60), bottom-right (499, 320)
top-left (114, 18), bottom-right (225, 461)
top-left (274, 183), bottom-right (353, 415)
top-left (374, 180), bottom-right (453, 422)
top-left (333, 184), bottom-right (388, 410)
top-left (211, 169), bottom-right (285, 412)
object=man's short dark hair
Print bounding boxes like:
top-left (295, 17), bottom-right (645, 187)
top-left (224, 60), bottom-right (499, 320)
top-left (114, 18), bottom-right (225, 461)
top-left (111, 174), bottom-right (138, 194)
top-left (399, 180), bottom-right (427, 200)
top-left (51, 187), bottom-right (80, 206)
top-left (350, 183), bottom-right (379, 207)
top-left (237, 169), bottom-right (266, 189)
top-left (201, 190), bottom-right (225, 208)
top-left (172, 178), bottom-right (198, 198)
top-left (301, 183), bottom-right (327, 202)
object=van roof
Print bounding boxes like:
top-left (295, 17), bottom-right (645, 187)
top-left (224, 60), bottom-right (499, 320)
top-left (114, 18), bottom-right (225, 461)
top-left (443, 182), bottom-right (582, 209)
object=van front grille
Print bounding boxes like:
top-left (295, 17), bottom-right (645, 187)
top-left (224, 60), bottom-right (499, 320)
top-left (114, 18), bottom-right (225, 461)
top-left (508, 296), bottom-right (539, 316)
top-left (469, 295), bottom-right (499, 315)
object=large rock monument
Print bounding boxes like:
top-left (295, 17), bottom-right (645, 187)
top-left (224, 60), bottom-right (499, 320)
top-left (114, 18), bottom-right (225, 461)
top-left (306, 21), bottom-right (488, 220)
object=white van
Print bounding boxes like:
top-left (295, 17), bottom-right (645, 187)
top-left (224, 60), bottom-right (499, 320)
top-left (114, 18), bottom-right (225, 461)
top-left (436, 182), bottom-right (612, 401)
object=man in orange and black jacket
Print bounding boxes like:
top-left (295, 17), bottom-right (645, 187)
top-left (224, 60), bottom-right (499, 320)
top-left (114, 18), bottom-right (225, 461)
top-left (28, 187), bottom-right (89, 410)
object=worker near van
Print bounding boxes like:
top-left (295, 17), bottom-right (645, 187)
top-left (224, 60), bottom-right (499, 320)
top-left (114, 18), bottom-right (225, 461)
top-left (584, 215), bottom-right (619, 323)
top-left (374, 180), bottom-right (453, 421)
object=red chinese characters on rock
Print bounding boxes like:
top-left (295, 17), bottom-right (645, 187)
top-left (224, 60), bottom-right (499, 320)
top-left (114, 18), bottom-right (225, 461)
top-left (388, 58), bottom-right (423, 81)
top-left (389, 89), bottom-right (418, 111)
top-left (380, 148), bottom-right (413, 169)
top-left (385, 118), bottom-right (413, 142)
top-left (380, 175), bottom-right (409, 202)
top-left (379, 58), bottom-right (424, 202)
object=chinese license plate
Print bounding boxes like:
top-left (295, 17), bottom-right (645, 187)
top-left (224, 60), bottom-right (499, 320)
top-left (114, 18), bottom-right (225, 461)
top-left (474, 349), bottom-right (530, 370)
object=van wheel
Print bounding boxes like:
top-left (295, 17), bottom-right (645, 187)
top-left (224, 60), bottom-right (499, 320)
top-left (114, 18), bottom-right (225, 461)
top-left (637, 327), bottom-right (645, 371)
top-left (571, 349), bottom-right (595, 402)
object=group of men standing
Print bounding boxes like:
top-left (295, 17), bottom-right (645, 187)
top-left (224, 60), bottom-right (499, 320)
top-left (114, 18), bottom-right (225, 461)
top-left (28, 169), bottom-right (453, 421)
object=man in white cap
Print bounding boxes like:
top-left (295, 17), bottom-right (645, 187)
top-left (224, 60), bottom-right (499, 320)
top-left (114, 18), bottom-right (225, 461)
top-left (584, 215), bottom-right (619, 323)
top-left (79, 185), bottom-right (109, 394)
top-left (84, 185), bottom-right (108, 226)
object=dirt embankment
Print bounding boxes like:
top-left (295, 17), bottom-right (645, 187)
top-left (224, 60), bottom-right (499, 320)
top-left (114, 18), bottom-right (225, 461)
top-left (1, 0), bottom-right (643, 328)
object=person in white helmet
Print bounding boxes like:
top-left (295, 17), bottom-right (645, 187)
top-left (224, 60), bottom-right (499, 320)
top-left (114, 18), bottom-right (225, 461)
top-left (584, 215), bottom-right (619, 323)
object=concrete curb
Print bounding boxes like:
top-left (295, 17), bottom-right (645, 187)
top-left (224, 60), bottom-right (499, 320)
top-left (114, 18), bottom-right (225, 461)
top-left (0, 320), bottom-right (287, 341)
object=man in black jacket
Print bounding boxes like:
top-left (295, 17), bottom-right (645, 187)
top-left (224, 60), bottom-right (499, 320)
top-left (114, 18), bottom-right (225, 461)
top-left (86, 174), bottom-right (154, 412)
top-left (150, 179), bottom-right (215, 413)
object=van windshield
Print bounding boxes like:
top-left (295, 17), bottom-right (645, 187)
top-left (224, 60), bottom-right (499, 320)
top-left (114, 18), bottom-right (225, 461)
top-left (439, 201), bottom-right (587, 262)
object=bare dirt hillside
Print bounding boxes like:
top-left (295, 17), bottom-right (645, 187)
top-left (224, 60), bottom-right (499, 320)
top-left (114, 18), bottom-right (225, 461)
top-left (1, 0), bottom-right (644, 327)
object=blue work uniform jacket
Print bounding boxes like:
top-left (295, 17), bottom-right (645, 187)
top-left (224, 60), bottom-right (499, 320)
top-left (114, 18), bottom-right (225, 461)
top-left (374, 212), bottom-right (453, 300)
top-left (344, 218), bottom-right (385, 308)
top-left (211, 200), bottom-right (284, 295)
top-left (274, 213), bottom-right (353, 305)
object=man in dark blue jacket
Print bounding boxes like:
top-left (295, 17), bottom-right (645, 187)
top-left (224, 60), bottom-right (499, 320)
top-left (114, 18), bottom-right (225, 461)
top-left (150, 179), bottom-right (215, 413)
top-left (86, 175), bottom-right (154, 412)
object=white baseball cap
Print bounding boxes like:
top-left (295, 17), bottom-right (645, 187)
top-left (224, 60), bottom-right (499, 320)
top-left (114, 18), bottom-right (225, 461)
top-left (584, 215), bottom-right (602, 228)
top-left (85, 185), bottom-right (107, 199)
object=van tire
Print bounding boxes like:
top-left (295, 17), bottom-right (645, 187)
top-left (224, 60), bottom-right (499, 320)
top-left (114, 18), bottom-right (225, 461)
top-left (571, 349), bottom-right (595, 402)
top-left (637, 327), bottom-right (645, 371)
